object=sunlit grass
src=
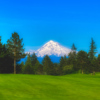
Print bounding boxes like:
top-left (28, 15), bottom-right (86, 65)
top-left (0, 74), bottom-right (100, 100)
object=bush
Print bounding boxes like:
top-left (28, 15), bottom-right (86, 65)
top-left (63, 65), bottom-right (73, 74)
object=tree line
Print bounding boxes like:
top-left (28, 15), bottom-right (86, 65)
top-left (22, 38), bottom-right (98, 75)
top-left (0, 32), bottom-right (99, 75)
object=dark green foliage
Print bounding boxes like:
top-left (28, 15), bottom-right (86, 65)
top-left (88, 38), bottom-right (97, 75)
top-left (23, 54), bottom-right (34, 74)
top-left (0, 33), bottom-right (99, 75)
top-left (7, 32), bottom-right (26, 59)
top-left (23, 53), bottom-right (43, 74)
top-left (59, 56), bottom-right (65, 75)
top-left (0, 38), bottom-right (13, 73)
top-left (42, 55), bottom-right (54, 75)
top-left (59, 57), bottom-right (64, 67)
top-left (16, 64), bottom-right (22, 74)
top-left (68, 43), bottom-right (77, 72)
top-left (19, 62), bottom-right (25, 73)
top-left (31, 53), bottom-right (37, 66)
top-left (0, 48), bottom-right (14, 73)
top-left (63, 55), bottom-right (67, 65)
top-left (77, 51), bottom-right (87, 73)
top-left (34, 60), bottom-right (40, 74)
top-left (88, 38), bottom-right (97, 60)
top-left (7, 32), bottom-right (26, 74)
top-left (37, 64), bottom-right (43, 74)
top-left (59, 55), bottom-right (69, 75)
top-left (90, 58), bottom-right (97, 75)
top-left (63, 65), bottom-right (73, 74)
top-left (68, 43), bottom-right (77, 64)
top-left (96, 54), bottom-right (100, 72)
top-left (71, 43), bottom-right (76, 51)
top-left (53, 63), bottom-right (60, 75)
top-left (77, 50), bottom-right (89, 74)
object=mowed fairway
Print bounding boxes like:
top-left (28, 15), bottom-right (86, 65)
top-left (0, 74), bottom-right (100, 100)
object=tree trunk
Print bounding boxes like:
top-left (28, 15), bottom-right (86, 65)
top-left (14, 48), bottom-right (16, 74)
top-left (14, 58), bottom-right (16, 74)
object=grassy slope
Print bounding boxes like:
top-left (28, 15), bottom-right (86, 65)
top-left (0, 74), bottom-right (100, 100)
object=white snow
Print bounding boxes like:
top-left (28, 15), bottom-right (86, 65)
top-left (26, 40), bottom-right (71, 57)
top-left (34, 40), bottom-right (71, 57)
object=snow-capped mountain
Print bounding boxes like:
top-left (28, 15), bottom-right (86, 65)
top-left (35, 40), bottom-right (71, 57)
top-left (28, 40), bottom-right (71, 57)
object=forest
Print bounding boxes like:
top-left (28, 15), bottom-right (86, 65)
top-left (0, 32), bottom-right (99, 75)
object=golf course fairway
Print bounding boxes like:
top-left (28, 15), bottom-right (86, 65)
top-left (0, 74), bottom-right (100, 100)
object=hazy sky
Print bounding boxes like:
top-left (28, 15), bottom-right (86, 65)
top-left (0, 0), bottom-right (100, 53)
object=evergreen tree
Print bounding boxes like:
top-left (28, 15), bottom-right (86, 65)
top-left (68, 43), bottom-right (77, 71)
top-left (63, 65), bottom-right (73, 74)
top-left (59, 56), bottom-right (67, 75)
top-left (0, 36), bottom-right (5, 58)
top-left (89, 38), bottom-right (97, 60)
top-left (38, 64), bottom-right (43, 75)
top-left (53, 63), bottom-right (59, 75)
top-left (88, 38), bottom-right (97, 75)
top-left (96, 54), bottom-right (100, 72)
top-left (42, 55), bottom-right (53, 75)
top-left (24, 54), bottom-right (34, 74)
top-left (7, 32), bottom-right (26, 74)
top-left (0, 37), bottom-right (13, 73)
top-left (77, 50), bottom-right (89, 74)
top-left (21, 61), bottom-right (25, 73)
top-left (71, 43), bottom-right (76, 51)
top-left (90, 58), bottom-right (97, 75)
top-left (63, 55), bottom-right (67, 65)
top-left (31, 53), bottom-right (37, 66)
top-left (34, 60), bottom-right (40, 74)
top-left (68, 43), bottom-right (77, 64)
top-left (59, 57), bottom-right (64, 75)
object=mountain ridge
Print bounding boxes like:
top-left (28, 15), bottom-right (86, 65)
top-left (26, 40), bottom-right (71, 57)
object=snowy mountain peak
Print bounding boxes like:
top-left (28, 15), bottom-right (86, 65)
top-left (43, 40), bottom-right (59, 47)
top-left (35, 40), bottom-right (71, 57)
top-left (48, 40), bottom-right (54, 43)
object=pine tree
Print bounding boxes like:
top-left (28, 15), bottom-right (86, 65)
top-left (24, 54), bottom-right (34, 74)
top-left (88, 38), bottom-right (97, 75)
top-left (34, 60), bottom-right (40, 74)
top-left (63, 55), bottom-right (67, 65)
top-left (53, 63), bottom-right (59, 75)
top-left (0, 36), bottom-right (5, 58)
top-left (21, 61), bottom-right (25, 73)
top-left (31, 53), bottom-right (37, 66)
top-left (42, 55), bottom-right (53, 75)
top-left (59, 56), bottom-right (65, 75)
top-left (38, 64), bottom-right (43, 75)
top-left (77, 50), bottom-right (89, 74)
top-left (96, 54), bottom-right (100, 72)
top-left (68, 43), bottom-right (77, 71)
top-left (71, 43), bottom-right (76, 52)
top-left (7, 32), bottom-right (26, 74)
top-left (0, 37), bottom-right (13, 73)
top-left (90, 58), bottom-right (97, 75)
top-left (89, 38), bottom-right (97, 60)
top-left (68, 43), bottom-right (77, 64)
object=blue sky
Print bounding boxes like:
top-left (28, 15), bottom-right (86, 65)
top-left (0, 0), bottom-right (100, 54)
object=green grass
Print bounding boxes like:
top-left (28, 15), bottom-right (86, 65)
top-left (0, 74), bottom-right (100, 100)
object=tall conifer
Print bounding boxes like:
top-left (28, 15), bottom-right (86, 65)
top-left (88, 38), bottom-right (97, 75)
top-left (89, 38), bottom-right (97, 60)
top-left (7, 32), bottom-right (26, 74)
